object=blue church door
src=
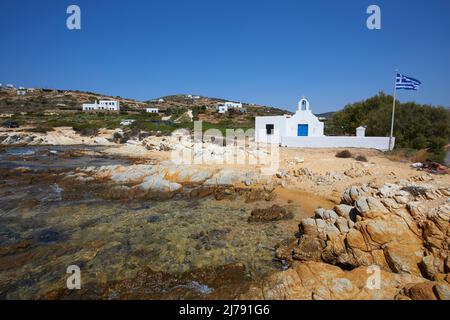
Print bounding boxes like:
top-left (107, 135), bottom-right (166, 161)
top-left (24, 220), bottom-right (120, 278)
top-left (297, 124), bottom-right (309, 136)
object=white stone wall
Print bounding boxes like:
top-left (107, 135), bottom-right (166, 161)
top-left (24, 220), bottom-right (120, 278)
top-left (281, 136), bottom-right (394, 151)
top-left (255, 116), bottom-right (287, 143)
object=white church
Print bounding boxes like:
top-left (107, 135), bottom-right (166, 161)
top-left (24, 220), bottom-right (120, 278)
top-left (255, 97), bottom-right (393, 151)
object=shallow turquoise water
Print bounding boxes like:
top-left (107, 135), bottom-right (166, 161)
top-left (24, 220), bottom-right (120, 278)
top-left (0, 146), bottom-right (300, 299)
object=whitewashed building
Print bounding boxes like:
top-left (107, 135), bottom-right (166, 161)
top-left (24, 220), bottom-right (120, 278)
top-left (146, 108), bottom-right (159, 113)
top-left (82, 100), bottom-right (120, 112)
top-left (217, 101), bottom-right (243, 113)
top-left (218, 105), bottom-right (228, 114)
top-left (224, 102), bottom-right (242, 109)
top-left (17, 89), bottom-right (26, 96)
top-left (255, 97), bottom-right (393, 151)
top-left (256, 97), bottom-right (324, 140)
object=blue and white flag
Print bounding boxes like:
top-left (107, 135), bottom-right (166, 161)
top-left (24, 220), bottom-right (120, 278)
top-left (396, 73), bottom-right (421, 90)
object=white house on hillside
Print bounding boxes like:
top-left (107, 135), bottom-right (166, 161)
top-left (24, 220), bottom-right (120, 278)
top-left (146, 108), bottom-right (159, 113)
top-left (255, 97), bottom-right (393, 151)
top-left (82, 100), bottom-right (120, 112)
top-left (217, 101), bottom-right (243, 113)
top-left (218, 105), bottom-right (228, 114)
top-left (224, 102), bottom-right (242, 109)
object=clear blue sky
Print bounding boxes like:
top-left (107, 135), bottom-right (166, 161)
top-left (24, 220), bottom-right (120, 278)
top-left (1, 0), bottom-right (449, 112)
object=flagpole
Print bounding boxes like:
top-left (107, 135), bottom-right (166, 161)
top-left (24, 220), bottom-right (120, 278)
top-left (389, 70), bottom-right (398, 151)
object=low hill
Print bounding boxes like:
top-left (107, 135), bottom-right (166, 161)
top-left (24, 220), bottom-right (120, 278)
top-left (316, 111), bottom-right (335, 119)
top-left (145, 94), bottom-right (291, 124)
top-left (0, 88), bottom-right (146, 113)
top-left (0, 88), bottom-right (290, 123)
top-left (0, 87), bottom-right (292, 134)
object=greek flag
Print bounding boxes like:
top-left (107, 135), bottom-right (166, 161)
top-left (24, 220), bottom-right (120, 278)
top-left (396, 73), bottom-right (421, 90)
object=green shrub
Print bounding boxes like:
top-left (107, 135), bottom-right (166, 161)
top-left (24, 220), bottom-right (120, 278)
top-left (26, 126), bottom-right (54, 133)
top-left (72, 124), bottom-right (100, 137)
top-left (335, 150), bottom-right (353, 158)
top-left (329, 93), bottom-right (450, 163)
top-left (355, 155), bottom-right (368, 162)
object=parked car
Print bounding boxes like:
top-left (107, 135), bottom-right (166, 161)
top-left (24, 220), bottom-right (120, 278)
top-left (120, 119), bottom-right (136, 126)
top-left (2, 120), bottom-right (19, 128)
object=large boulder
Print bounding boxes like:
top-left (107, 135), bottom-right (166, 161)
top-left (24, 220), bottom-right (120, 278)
top-left (245, 183), bottom-right (450, 300)
top-left (162, 165), bottom-right (213, 184)
top-left (240, 261), bottom-right (428, 300)
top-left (138, 173), bottom-right (182, 193)
top-left (109, 165), bottom-right (158, 184)
top-left (383, 244), bottom-right (423, 275)
top-left (334, 204), bottom-right (357, 222)
top-left (354, 196), bottom-right (389, 218)
top-left (340, 186), bottom-right (369, 205)
top-left (404, 282), bottom-right (438, 300)
top-left (204, 169), bottom-right (244, 185)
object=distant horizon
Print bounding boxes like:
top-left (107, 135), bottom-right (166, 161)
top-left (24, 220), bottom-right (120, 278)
top-left (1, 0), bottom-right (450, 112)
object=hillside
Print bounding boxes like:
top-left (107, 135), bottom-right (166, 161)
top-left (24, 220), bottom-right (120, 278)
top-left (0, 87), bottom-right (293, 135)
top-left (316, 111), bottom-right (335, 119)
top-left (144, 94), bottom-right (291, 124)
top-left (0, 88), bottom-right (290, 123)
top-left (0, 87), bottom-right (148, 113)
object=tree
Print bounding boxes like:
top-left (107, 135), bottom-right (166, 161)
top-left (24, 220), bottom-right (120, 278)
top-left (328, 93), bottom-right (450, 161)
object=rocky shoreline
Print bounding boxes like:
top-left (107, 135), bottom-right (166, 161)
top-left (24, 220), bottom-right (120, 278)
top-left (1, 130), bottom-right (449, 300)
top-left (41, 152), bottom-right (450, 300)
top-left (241, 182), bottom-right (450, 300)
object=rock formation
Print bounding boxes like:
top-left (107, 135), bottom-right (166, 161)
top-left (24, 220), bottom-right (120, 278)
top-left (243, 182), bottom-right (450, 300)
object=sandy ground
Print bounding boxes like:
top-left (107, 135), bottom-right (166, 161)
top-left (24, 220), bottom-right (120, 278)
top-left (102, 145), bottom-right (450, 191)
